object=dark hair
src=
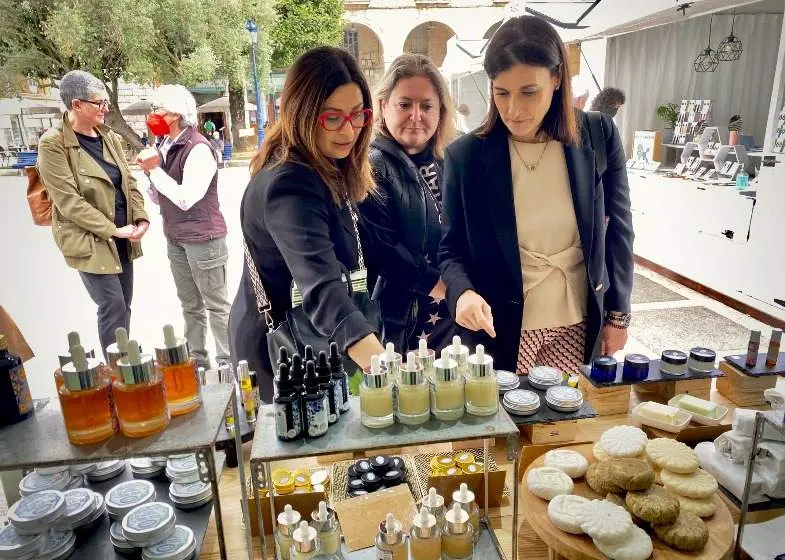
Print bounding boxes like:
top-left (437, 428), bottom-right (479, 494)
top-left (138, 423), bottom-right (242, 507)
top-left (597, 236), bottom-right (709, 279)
top-left (590, 87), bottom-right (626, 113)
top-left (479, 15), bottom-right (578, 144)
top-left (250, 47), bottom-right (374, 203)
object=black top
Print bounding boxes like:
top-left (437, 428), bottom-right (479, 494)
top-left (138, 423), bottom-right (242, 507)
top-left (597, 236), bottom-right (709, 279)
top-left (438, 111), bottom-right (634, 371)
top-left (75, 132), bottom-right (127, 230)
top-left (229, 160), bottom-right (378, 394)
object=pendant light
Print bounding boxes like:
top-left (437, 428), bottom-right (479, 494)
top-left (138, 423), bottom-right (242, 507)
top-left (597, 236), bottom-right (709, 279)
top-left (717, 11), bottom-right (743, 62)
top-left (694, 15), bottom-right (719, 73)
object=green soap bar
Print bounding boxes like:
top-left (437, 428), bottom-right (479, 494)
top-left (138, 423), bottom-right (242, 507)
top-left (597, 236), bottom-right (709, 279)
top-left (678, 394), bottom-right (717, 416)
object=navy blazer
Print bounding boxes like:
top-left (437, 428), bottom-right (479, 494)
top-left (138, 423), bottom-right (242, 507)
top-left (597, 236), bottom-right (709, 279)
top-left (438, 112), bottom-right (634, 372)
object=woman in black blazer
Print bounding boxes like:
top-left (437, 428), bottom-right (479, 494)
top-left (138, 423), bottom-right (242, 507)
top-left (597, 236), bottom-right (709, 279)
top-left (359, 54), bottom-right (457, 352)
top-left (439, 16), bottom-right (634, 375)
top-left (229, 47), bottom-right (385, 400)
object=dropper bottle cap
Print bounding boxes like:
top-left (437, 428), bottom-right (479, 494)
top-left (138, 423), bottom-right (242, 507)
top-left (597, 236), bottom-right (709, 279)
top-left (304, 361), bottom-right (320, 394)
top-left (292, 520), bottom-right (319, 553)
top-left (468, 344), bottom-right (494, 378)
top-left (380, 342), bottom-right (402, 376)
top-left (434, 348), bottom-right (459, 382)
top-left (445, 503), bottom-right (469, 534)
top-left (413, 505), bottom-right (437, 539)
top-left (104, 328), bottom-right (129, 370)
top-left (276, 363), bottom-right (292, 395)
top-left (118, 340), bottom-right (157, 385)
top-left (310, 500), bottom-right (337, 532)
top-left (447, 335), bottom-right (470, 363)
top-left (62, 345), bottom-right (103, 391)
top-left (59, 331), bottom-right (95, 367)
top-left (363, 355), bottom-right (389, 389)
top-left (155, 324), bottom-right (189, 366)
top-left (423, 487), bottom-right (444, 509)
top-left (378, 513), bottom-right (404, 546)
top-left (328, 342), bottom-right (343, 374)
top-left (304, 345), bottom-right (315, 364)
top-left (277, 504), bottom-right (301, 536)
top-left (316, 351), bottom-right (331, 381)
top-left (400, 351), bottom-right (424, 386)
top-left (452, 482), bottom-right (475, 506)
top-left (290, 353), bottom-right (305, 383)
top-left (278, 347), bottom-right (291, 368)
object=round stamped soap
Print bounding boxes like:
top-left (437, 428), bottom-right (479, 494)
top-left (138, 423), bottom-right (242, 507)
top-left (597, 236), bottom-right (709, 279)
top-left (0, 523), bottom-right (46, 557)
top-left (19, 470), bottom-right (70, 495)
top-left (107, 480), bottom-right (156, 511)
top-left (8, 490), bottom-right (66, 531)
top-left (122, 502), bottom-right (176, 540)
top-left (142, 525), bottom-right (195, 560)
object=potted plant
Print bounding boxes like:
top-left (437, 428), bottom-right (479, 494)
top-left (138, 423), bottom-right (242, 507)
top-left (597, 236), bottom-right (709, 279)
top-left (656, 103), bottom-right (679, 144)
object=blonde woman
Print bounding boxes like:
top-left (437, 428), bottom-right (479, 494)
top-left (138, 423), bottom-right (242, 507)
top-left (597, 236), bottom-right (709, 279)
top-left (359, 53), bottom-right (457, 352)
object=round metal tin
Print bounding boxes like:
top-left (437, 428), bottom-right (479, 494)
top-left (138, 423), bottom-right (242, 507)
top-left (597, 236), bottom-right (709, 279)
top-left (527, 366), bottom-right (563, 390)
top-left (496, 370), bottom-right (520, 392)
top-left (503, 389), bottom-right (541, 414)
top-left (86, 460), bottom-right (126, 482)
top-left (70, 463), bottom-right (98, 475)
top-left (19, 470), bottom-right (70, 496)
top-left (0, 524), bottom-right (45, 559)
top-left (35, 466), bottom-right (69, 476)
top-left (106, 480), bottom-right (156, 519)
top-left (36, 530), bottom-right (75, 560)
top-left (168, 481), bottom-right (211, 503)
top-left (142, 525), bottom-right (195, 560)
top-left (54, 489), bottom-right (95, 528)
top-left (545, 386), bottom-right (584, 412)
top-left (8, 490), bottom-right (67, 534)
top-left (122, 502), bottom-right (176, 548)
top-left (166, 456), bottom-right (197, 475)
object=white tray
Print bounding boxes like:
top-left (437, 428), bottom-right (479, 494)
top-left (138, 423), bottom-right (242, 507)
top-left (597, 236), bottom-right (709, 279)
top-left (631, 402), bottom-right (692, 433)
top-left (668, 394), bottom-right (729, 426)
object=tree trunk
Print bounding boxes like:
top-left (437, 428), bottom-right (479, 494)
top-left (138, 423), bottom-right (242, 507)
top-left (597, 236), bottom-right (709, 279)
top-left (104, 77), bottom-right (142, 152)
top-left (228, 84), bottom-right (247, 150)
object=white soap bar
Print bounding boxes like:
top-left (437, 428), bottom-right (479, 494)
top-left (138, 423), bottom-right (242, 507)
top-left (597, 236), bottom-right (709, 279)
top-left (639, 402), bottom-right (680, 424)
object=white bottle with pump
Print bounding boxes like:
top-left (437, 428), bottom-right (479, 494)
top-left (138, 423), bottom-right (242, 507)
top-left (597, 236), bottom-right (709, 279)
top-left (276, 504), bottom-right (301, 560)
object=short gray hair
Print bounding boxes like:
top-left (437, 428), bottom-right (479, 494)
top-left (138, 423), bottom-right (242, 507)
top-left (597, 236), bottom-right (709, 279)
top-left (60, 70), bottom-right (107, 110)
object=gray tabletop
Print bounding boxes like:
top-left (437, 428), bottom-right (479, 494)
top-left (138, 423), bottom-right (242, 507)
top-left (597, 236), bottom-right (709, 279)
top-left (0, 384), bottom-right (233, 470)
top-left (251, 397), bottom-right (519, 462)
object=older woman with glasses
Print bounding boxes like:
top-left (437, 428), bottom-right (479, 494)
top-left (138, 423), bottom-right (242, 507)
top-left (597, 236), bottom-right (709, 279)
top-left (38, 70), bottom-right (150, 358)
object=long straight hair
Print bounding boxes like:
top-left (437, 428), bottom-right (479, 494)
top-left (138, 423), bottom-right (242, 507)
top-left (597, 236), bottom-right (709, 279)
top-left (479, 16), bottom-right (579, 145)
top-left (250, 47), bottom-right (375, 203)
top-left (373, 53), bottom-right (457, 159)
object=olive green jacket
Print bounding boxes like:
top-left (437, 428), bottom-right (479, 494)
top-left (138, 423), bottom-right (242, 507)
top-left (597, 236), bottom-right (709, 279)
top-left (38, 113), bottom-right (149, 274)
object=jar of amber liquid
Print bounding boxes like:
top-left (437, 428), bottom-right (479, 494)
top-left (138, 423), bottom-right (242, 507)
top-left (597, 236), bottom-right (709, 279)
top-left (58, 345), bottom-right (117, 445)
top-left (114, 341), bottom-right (170, 437)
top-left (155, 325), bottom-right (202, 416)
top-left (105, 326), bottom-right (131, 384)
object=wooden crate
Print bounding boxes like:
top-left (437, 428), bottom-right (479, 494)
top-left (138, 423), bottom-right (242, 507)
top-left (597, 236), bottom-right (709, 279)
top-left (634, 378), bottom-right (712, 403)
top-left (642, 422), bottom-right (732, 443)
top-left (716, 361), bottom-right (777, 407)
top-left (247, 486), bottom-right (326, 537)
top-left (452, 439), bottom-right (496, 451)
top-left (577, 376), bottom-right (631, 415)
top-left (521, 421), bottom-right (578, 445)
top-left (316, 452), bottom-right (354, 464)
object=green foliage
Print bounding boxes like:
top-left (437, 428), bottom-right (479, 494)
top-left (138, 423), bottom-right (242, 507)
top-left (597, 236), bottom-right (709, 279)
top-left (656, 103), bottom-right (679, 129)
top-left (270, 0), bottom-right (344, 69)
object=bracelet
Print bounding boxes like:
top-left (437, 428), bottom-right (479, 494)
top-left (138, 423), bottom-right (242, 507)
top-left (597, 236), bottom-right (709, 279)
top-left (604, 311), bottom-right (631, 329)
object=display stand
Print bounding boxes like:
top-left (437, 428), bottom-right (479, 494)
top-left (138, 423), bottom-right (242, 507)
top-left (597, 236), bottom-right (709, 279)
top-left (717, 355), bottom-right (781, 407)
top-left (249, 401), bottom-right (520, 560)
top-left (522, 444), bottom-right (735, 560)
top-left (735, 411), bottom-right (785, 559)
top-left (0, 384), bottom-right (251, 560)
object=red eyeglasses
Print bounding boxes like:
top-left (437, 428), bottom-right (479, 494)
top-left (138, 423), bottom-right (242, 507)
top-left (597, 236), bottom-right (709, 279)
top-left (318, 109), bottom-right (372, 131)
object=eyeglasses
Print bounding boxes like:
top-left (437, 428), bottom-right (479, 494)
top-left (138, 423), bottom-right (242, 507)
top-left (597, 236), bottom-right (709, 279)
top-left (318, 109), bottom-right (372, 131)
top-left (79, 99), bottom-right (111, 111)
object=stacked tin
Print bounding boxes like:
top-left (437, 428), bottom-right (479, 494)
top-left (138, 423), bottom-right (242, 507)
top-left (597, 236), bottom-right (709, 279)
top-left (502, 389), bottom-right (541, 416)
top-left (527, 366), bottom-right (564, 390)
top-left (168, 480), bottom-right (213, 511)
top-left (166, 455), bottom-right (200, 484)
top-left (496, 370), bottom-right (520, 393)
top-left (130, 458), bottom-right (166, 479)
top-left (86, 460), bottom-right (127, 482)
top-left (106, 480), bottom-right (157, 520)
top-left (544, 386), bottom-right (584, 412)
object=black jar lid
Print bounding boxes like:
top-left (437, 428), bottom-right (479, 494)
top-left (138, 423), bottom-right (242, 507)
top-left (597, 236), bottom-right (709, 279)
top-left (361, 472), bottom-right (383, 490)
top-left (390, 457), bottom-right (406, 472)
top-left (371, 456), bottom-right (391, 472)
top-left (383, 469), bottom-right (404, 486)
top-left (347, 465), bottom-right (358, 479)
top-left (349, 489), bottom-right (369, 498)
top-left (689, 347), bottom-right (716, 363)
top-left (661, 350), bottom-right (688, 365)
top-left (624, 354), bottom-right (650, 366)
top-left (355, 460), bottom-right (374, 475)
top-left (593, 356), bottom-right (618, 371)
top-left (348, 478), bottom-right (365, 492)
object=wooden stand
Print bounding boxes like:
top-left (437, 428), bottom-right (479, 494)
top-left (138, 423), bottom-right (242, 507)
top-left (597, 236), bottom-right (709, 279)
top-left (521, 421), bottom-right (578, 445)
top-left (577, 376), bottom-right (631, 415)
top-left (716, 361), bottom-right (777, 407)
top-left (634, 377), bottom-right (712, 403)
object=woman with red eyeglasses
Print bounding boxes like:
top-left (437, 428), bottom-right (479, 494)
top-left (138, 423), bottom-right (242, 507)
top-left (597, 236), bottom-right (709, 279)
top-left (229, 47), bottom-right (384, 400)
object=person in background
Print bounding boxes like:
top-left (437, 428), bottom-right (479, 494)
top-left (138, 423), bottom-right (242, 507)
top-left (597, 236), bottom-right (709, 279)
top-left (137, 85), bottom-right (231, 370)
top-left (359, 53), bottom-right (458, 352)
top-left (210, 131), bottom-right (224, 167)
top-left (571, 74), bottom-right (591, 110)
top-left (456, 103), bottom-right (471, 134)
top-left (38, 70), bottom-right (149, 357)
top-left (591, 87), bottom-right (626, 117)
top-left (229, 47), bottom-right (385, 401)
top-left (439, 16), bottom-right (634, 375)
top-left (203, 117), bottom-right (216, 137)
top-left (140, 132), bottom-right (149, 147)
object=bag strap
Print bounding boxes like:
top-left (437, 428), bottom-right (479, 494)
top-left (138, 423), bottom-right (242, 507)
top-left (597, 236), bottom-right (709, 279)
top-left (585, 111), bottom-right (607, 177)
top-left (243, 241), bottom-right (275, 329)
top-left (345, 200), bottom-right (365, 272)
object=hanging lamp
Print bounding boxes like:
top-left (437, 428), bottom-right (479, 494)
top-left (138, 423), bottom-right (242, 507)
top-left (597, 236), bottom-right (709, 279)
top-left (694, 15), bottom-right (719, 73)
top-left (717, 11), bottom-right (743, 62)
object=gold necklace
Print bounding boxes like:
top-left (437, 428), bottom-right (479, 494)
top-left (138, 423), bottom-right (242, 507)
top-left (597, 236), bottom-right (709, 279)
top-left (512, 140), bottom-right (549, 172)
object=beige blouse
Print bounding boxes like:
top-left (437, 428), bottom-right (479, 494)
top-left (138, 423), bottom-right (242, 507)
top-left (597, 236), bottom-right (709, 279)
top-left (509, 138), bottom-right (588, 330)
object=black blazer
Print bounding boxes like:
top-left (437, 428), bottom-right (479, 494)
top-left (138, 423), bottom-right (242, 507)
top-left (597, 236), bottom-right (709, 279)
top-left (229, 161), bottom-right (378, 398)
top-left (359, 137), bottom-right (442, 344)
top-left (438, 112), bottom-right (634, 372)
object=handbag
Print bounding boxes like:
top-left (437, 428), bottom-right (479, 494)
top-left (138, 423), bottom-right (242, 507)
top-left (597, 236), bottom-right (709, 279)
top-left (244, 201), bottom-right (383, 374)
top-left (26, 167), bottom-right (52, 226)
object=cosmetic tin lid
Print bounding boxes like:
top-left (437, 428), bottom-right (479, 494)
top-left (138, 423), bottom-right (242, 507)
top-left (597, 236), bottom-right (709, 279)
top-left (468, 345), bottom-right (494, 378)
top-left (413, 507), bottom-right (437, 539)
top-left (54, 489), bottom-right (96, 528)
top-left (142, 525), bottom-right (195, 560)
top-left (310, 470), bottom-right (330, 487)
top-left (454, 452), bottom-right (475, 467)
top-left (689, 347), bottom-right (716, 363)
top-left (545, 386), bottom-right (584, 412)
top-left (348, 489), bottom-right (368, 498)
top-left (118, 353), bottom-right (157, 385)
top-left (36, 530), bottom-right (75, 560)
top-left (445, 504), bottom-right (470, 534)
top-left (348, 478), bottom-right (365, 492)
top-left (8, 490), bottom-right (67, 535)
top-left (528, 366), bottom-right (563, 389)
top-left (0, 524), bottom-right (46, 558)
top-left (379, 514), bottom-right (404, 546)
top-left (61, 356), bottom-right (103, 392)
top-left (155, 325), bottom-right (189, 366)
top-left (19, 470), bottom-right (71, 496)
top-left (371, 456), bottom-right (391, 472)
top-left (276, 505), bottom-right (301, 536)
top-left (130, 458), bottom-right (165, 479)
top-left (346, 465), bottom-right (358, 479)
top-left (434, 455), bottom-right (455, 470)
top-left (592, 356), bottom-right (618, 371)
top-left (434, 352), bottom-right (459, 382)
top-left (496, 370), bottom-right (520, 392)
top-left (167, 455), bottom-right (197, 477)
top-left (355, 460), bottom-right (374, 475)
top-left (661, 350), bottom-right (688, 365)
top-left (293, 521), bottom-right (319, 553)
top-left (383, 469), bottom-right (404, 486)
top-left (64, 473), bottom-right (85, 491)
top-left (106, 480), bottom-right (156, 518)
top-left (70, 463), bottom-right (98, 475)
top-left (361, 472), bottom-right (383, 490)
top-left (86, 460), bottom-right (127, 482)
top-left (503, 389), bottom-right (541, 415)
top-left (624, 354), bottom-right (650, 367)
top-left (168, 481), bottom-right (211, 504)
top-left (462, 463), bottom-right (484, 474)
top-left (390, 457), bottom-right (406, 472)
top-left (122, 502), bottom-right (176, 547)
top-left (111, 520), bottom-right (137, 553)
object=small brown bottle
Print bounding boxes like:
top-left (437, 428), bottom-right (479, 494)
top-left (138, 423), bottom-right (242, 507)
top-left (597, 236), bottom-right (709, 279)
top-left (54, 331), bottom-right (95, 390)
top-left (58, 344), bottom-right (117, 445)
top-left (105, 327), bottom-right (130, 383)
top-left (155, 324), bottom-right (202, 416)
top-left (766, 330), bottom-right (782, 368)
top-left (114, 340), bottom-right (170, 437)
